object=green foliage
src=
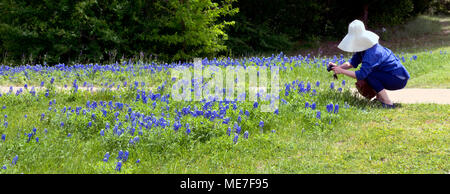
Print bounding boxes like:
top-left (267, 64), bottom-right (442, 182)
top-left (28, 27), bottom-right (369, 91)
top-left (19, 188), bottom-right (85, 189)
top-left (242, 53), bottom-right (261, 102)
top-left (0, 0), bottom-right (237, 64)
top-left (0, 0), bottom-right (440, 63)
top-left (429, 0), bottom-right (450, 15)
top-left (226, 0), bottom-right (436, 56)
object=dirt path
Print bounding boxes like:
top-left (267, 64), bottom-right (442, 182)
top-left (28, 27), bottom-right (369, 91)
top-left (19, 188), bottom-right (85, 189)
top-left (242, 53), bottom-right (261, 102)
top-left (386, 89), bottom-right (450, 104)
top-left (0, 86), bottom-right (118, 93)
top-left (2, 85), bottom-right (449, 105)
top-left (350, 88), bottom-right (450, 104)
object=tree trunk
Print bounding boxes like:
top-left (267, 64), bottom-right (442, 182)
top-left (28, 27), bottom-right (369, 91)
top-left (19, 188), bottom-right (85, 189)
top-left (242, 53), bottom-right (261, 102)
top-left (362, 3), bottom-right (369, 25)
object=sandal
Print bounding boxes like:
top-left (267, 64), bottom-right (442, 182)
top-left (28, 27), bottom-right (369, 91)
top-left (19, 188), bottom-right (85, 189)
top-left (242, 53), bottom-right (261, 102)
top-left (380, 101), bottom-right (396, 109)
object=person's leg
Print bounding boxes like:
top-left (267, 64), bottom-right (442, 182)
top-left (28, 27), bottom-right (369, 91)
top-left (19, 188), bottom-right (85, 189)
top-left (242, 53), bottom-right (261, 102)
top-left (375, 89), bottom-right (393, 105)
top-left (365, 72), bottom-right (397, 105)
top-left (366, 71), bottom-right (408, 106)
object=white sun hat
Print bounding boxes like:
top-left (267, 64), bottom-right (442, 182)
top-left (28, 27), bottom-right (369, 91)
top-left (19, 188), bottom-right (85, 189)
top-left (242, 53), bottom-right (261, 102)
top-left (338, 20), bottom-right (379, 52)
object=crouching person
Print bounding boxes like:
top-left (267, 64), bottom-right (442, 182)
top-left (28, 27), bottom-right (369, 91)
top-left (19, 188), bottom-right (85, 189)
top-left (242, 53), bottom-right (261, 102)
top-left (329, 20), bottom-right (410, 108)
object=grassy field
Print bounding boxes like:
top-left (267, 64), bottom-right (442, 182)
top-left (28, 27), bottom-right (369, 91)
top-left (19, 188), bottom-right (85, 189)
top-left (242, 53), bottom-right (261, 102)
top-left (0, 42), bottom-right (448, 174)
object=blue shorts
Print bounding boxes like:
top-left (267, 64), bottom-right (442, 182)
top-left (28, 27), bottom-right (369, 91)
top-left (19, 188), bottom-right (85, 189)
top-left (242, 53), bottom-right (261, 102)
top-left (365, 71), bottom-right (408, 93)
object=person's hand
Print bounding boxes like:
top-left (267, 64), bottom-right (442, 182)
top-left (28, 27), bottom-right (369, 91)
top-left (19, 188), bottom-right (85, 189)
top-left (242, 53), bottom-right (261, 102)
top-left (328, 62), bottom-right (337, 68)
top-left (332, 65), bottom-right (345, 74)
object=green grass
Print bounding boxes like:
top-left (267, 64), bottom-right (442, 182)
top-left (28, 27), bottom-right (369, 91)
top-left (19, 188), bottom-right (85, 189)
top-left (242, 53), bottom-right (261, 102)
top-left (401, 46), bottom-right (450, 88)
top-left (0, 91), bottom-right (448, 173)
top-left (0, 43), bottom-right (448, 174)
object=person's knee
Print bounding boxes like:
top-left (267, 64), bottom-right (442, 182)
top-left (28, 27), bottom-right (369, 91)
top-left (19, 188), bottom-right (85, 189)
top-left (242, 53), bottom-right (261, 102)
top-left (365, 76), bottom-right (384, 93)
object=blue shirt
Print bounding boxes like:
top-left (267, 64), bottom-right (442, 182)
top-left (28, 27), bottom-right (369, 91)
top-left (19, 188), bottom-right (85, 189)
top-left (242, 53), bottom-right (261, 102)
top-left (349, 44), bottom-right (410, 80)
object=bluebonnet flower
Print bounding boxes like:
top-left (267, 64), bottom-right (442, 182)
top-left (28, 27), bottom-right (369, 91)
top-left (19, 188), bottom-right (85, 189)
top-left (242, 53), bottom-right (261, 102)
top-left (117, 150), bottom-right (124, 160)
top-left (223, 117), bottom-right (230, 125)
top-left (41, 113), bottom-right (45, 121)
top-left (271, 129), bottom-right (276, 133)
top-left (50, 77), bottom-right (55, 84)
top-left (326, 103), bottom-right (334, 113)
top-left (136, 159), bottom-right (140, 164)
top-left (67, 133), bottom-right (71, 137)
top-left (100, 129), bottom-right (105, 136)
top-left (237, 115), bottom-right (242, 123)
top-left (60, 122), bottom-right (64, 127)
top-left (24, 84), bottom-right (28, 89)
top-left (342, 80), bottom-right (346, 86)
top-left (173, 121), bottom-right (181, 132)
top-left (274, 109), bottom-right (279, 115)
top-left (338, 88), bottom-right (342, 92)
top-left (334, 104), bottom-right (339, 114)
top-left (88, 121), bottom-right (92, 128)
top-left (41, 81), bottom-right (45, 87)
top-left (305, 102), bottom-right (309, 109)
top-left (36, 137), bottom-right (39, 143)
top-left (27, 133), bottom-right (33, 143)
top-left (133, 136), bottom-right (140, 143)
top-left (115, 161), bottom-right (122, 171)
top-left (226, 127), bottom-right (231, 136)
top-left (3, 121), bottom-right (7, 129)
top-left (310, 102), bottom-right (316, 110)
top-left (316, 81), bottom-right (320, 87)
top-left (12, 155), bottom-right (18, 166)
top-left (259, 121), bottom-right (264, 128)
top-left (234, 123), bottom-right (241, 134)
top-left (233, 134), bottom-right (239, 144)
top-left (245, 110), bottom-right (250, 117)
top-left (330, 82), bottom-right (335, 89)
top-left (103, 152), bottom-right (110, 162)
top-left (73, 79), bottom-right (78, 92)
top-left (1, 134), bottom-right (5, 141)
top-left (243, 131), bottom-right (249, 139)
top-left (316, 111), bottom-right (321, 119)
top-left (186, 126), bottom-right (191, 135)
top-left (44, 128), bottom-right (48, 134)
top-left (123, 150), bottom-right (129, 162)
top-left (253, 101), bottom-right (258, 109)
top-left (1, 165), bottom-right (6, 170)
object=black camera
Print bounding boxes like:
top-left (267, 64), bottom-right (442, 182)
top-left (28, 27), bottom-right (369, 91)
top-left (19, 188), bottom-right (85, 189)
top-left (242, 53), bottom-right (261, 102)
top-left (327, 64), bottom-right (333, 72)
top-left (327, 64), bottom-right (338, 79)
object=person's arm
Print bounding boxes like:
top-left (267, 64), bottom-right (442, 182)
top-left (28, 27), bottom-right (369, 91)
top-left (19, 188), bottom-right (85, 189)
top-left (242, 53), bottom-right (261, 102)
top-left (332, 66), bottom-right (356, 79)
top-left (328, 62), bottom-right (353, 70)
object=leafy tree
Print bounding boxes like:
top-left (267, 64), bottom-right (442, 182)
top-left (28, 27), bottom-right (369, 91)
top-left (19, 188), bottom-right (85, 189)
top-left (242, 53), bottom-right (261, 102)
top-left (0, 0), bottom-right (237, 64)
